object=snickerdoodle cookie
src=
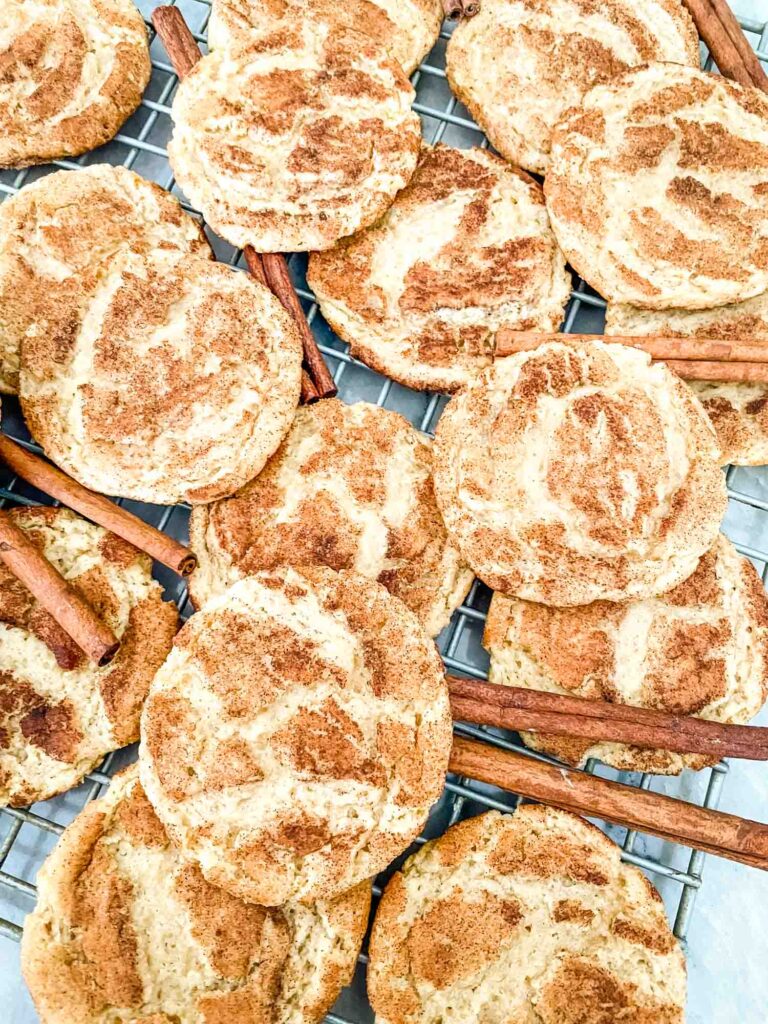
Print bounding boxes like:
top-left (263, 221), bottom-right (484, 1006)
top-left (607, 297), bottom-right (768, 466)
top-left (308, 146), bottom-right (571, 393)
top-left (446, 0), bottom-right (698, 175)
top-left (0, 507), bottom-right (177, 808)
top-left (0, 165), bottom-right (210, 395)
top-left (432, 339), bottom-right (727, 605)
top-left (168, 18), bottom-right (420, 252)
top-left (485, 534), bottom-right (768, 774)
top-left (0, 0), bottom-right (150, 168)
top-left (20, 250), bottom-right (303, 505)
top-left (368, 807), bottom-right (686, 1024)
top-left (189, 399), bottom-right (473, 635)
top-left (208, 0), bottom-right (442, 75)
top-left (21, 765), bottom-right (370, 1023)
top-left (140, 568), bottom-right (452, 905)
top-left (546, 63), bottom-right (768, 309)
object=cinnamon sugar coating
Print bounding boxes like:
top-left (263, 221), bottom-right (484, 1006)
top-left (21, 766), bottom-right (370, 1023)
top-left (546, 63), bottom-right (768, 309)
top-left (19, 250), bottom-right (303, 505)
top-left (432, 339), bottom-right (727, 605)
top-left (139, 567), bottom-right (452, 905)
top-left (445, 0), bottom-right (698, 175)
top-left (189, 400), bottom-right (473, 635)
top-left (308, 146), bottom-right (571, 393)
top-left (208, 0), bottom-right (442, 76)
top-left (607, 297), bottom-right (768, 466)
top-left (368, 807), bottom-right (686, 1024)
top-left (0, 0), bottom-right (150, 168)
top-left (0, 508), bottom-right (177, 808)
top-left (167, 19), bottom-right (421, 252)
top-left (0, 165), bottom-right (210, 396)
top-left (485, 534), bottom-right (768, 774)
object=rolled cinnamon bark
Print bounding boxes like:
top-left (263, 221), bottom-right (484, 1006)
top-left (0, 436), bottom-right (196, 576)
top-left (0, 511), bottom-right (119, 665)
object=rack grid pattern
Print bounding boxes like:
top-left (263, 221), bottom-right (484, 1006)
top-left (1, 3), bottom-right (767, 1019)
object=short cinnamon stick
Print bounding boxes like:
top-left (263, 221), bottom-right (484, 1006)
top-left (0, 511), bottom-right (119, 666)
top-left (0, 436), bottom-right (196, 577)
top-left (447, 675), bottom-right (768, 761)
top-left (664, 359), bottom-right (768, 383)
top-left (151, 6), bottom-right (201, 78)
top-left (449, 736), bottom-right (768, 871)
top-left (441, 0), bottom-right (463, 19)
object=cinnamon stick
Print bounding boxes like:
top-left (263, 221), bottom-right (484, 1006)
top-left (0, 511), bottom-right (119, 666)
top-left (447, 675), bottom-right (768, 761)
top-left (682, 0), bottom-right (768, 91)
top-left (495, 330), bottom-right (768, 383)
top-left (449, 736), bottom-right (768, 871)
top-left (243, 248), bottom-right (321, 403)
top-left (259, 252), bottom-right (337, 400)
top-left (0, 436), bottom-right (196, 577)
top-left (151, 6), bottom-right (201, 78)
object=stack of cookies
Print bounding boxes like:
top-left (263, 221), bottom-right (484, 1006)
top-left (4, 0), bottom-right (768, 1021)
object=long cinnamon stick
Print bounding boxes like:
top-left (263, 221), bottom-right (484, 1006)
top-left (259, 252), bottom-right (337, 400)
top-left (447, 675), bottom-right (768, 761)
top-left (495, 330), bottom-right (768, 383)
top-left (0, 436), bottom-right (196, 577)
top-left (152, 6), bottom-right (336, 402)
top-left (441, 0), bottom-right (463, 19)
top-left (243, 248), bottom-right (320, 403)
top-left (682, 0), bottom-right (768, 91)
top-left (449, 736), bottom-right (768, 871)
top-left (0, 511), bottom-right (119, 666)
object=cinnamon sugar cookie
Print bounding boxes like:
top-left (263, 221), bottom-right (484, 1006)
top-left (189, 400), bottom-right (473, 635)
top-left (0, 0), bottom-right (150, 168)
top-left (607, 298), bottom-right (768, 466)
top-left (208, 0), bottom-right (442, 76)
top-left (446, 0), bottom-right (698, 175)
top-left (368, 807), bottom-right (686, 1024)
top-left (0, 165), bottom-right (210, 395)
top-left (20, 250), bottom-right (303, 505)
top-left (308, 146), bottom-right (571, 393)
top-left (432, 339), bottom-right (727, 605)
top-left (546, 63), bottom-right (768, 309)
top-left (140, 567), bottom-right (452, 905)
top-left (0, 507), bottom-right (177, 808)
top-left (485, 534), bottom-right (768, 774)
top-left (22, 766), bottom-right (370, 1023)
top-left (168, 19), bottom-right (420, 252)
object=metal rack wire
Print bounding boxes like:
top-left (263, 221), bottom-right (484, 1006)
top-left (1, 3), bottom-right (767, 1019)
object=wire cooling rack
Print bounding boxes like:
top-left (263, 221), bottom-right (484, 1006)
top-left (2, 3), bottom-right (768, 1020)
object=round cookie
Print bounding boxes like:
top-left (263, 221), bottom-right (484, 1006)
top-left (484, 534), bottom-right (768, 774)
top-left (20, 250), bottom-right (303, 505)
top-left (168, 20), bottom-right (421, 252)
top-left (368, 806), bottom-right (687, 1024)
top-left (208, 0), bottom-right (443, 76)
top-left (189, 399), bottom-right (473, 636)
top-left (446, 0), bottom-right (698, 175)
top-left (432, 339), bottom-right (727, 605)
top-left (0, 507), bottom-right (177, 808)
top-left (607, 297), bottom-right (768, 466)
top-left (546, 63), bottom-right (768, 310)
top-left (21, 765), bottom-right (371, 1024)
top-left (0, 165), bottom-right (210, 396)
top-left (308, 146), bottom-right (572, 393)
top-left (0, 0), bottom-right (150, 168)
top-left (139, 567), bottom-right (452, 905)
